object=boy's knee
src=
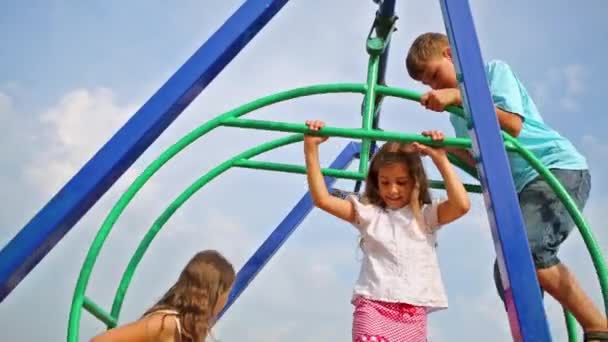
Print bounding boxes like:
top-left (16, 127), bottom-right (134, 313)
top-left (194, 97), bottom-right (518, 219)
top-left (536, 263), bottom-right (571, 293)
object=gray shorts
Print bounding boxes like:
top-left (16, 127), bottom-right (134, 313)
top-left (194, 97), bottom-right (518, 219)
top-left (493, 169), bottom-right (591, 300)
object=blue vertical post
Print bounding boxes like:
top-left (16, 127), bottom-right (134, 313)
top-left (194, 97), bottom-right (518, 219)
top-left (438, 1), bottom-right (551, 341)
top-left (218, 142), bottom-right (360, 319)
top-left (0, 0), bottom-right (292, 302)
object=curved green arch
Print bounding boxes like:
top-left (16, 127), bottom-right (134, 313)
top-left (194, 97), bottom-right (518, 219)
top-left (68, 83), bottom-right (606, 342)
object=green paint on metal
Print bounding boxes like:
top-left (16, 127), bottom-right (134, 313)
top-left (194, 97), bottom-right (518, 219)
top-left (359, 53), bottom-right (381, 175)
top-left (82, 296), bottom-right (117, 329)
top-left (68, 81), bottom-right (607, 342)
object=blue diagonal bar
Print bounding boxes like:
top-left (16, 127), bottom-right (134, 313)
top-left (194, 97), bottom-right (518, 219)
top-left (439, 1), bottom-right (551, 341)
top-left (218, 142), bottom-right (360, 319)
top-left (0, 0), bottom-right (291, 301)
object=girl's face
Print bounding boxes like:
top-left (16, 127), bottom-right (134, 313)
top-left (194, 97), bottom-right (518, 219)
top-left (377, 162), bottom-right (414, 209)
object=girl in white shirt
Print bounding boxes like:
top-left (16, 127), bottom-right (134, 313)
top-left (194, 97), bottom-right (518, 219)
top-left (304, 120), bottom-right (470, 342)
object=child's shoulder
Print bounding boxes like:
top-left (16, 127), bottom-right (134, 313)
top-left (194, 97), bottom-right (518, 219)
top-left (142, 311), bottom-right (180, 341)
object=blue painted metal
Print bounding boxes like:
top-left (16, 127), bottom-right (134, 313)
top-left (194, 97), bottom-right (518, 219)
top-left (439, 1), bottom-right (551, 341)
top-left (0, 0), bottom-right (292, 302)
top-left (218, 142), bottom-right (360, 319)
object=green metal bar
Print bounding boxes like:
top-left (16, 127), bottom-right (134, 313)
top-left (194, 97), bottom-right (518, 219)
top-left (221, 117), bottom-right (472, 149)
top-left (375, 85), bottom-right (466, 117)
top-left (428, 180), bottom-right (482, 194)
top-left (506, 135), bottom-right (608, 316)
top-left (233, 159), bottom-right (363, 180)
top-left (82, 296), bottom-right (117, 329)
top-left (359, 52), bottom-right (381, 175)
top-left (234, 159), bottom-right (482, 193)
top-left (565, 309), bottom-right (579, 342)
top-left (68, 83), bottom-right (370, 341)
top-left (436, 107), bottom-right (606, 340)
top-left (107, 135), bottom-right (304, 326)
top-left (447, 152), bottom-right (478, 179)
top-left (69, 80), bottom-right (606, 342)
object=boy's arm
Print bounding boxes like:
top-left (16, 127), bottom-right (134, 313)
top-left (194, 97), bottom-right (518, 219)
top-left (495, 107), bottom-right (523, 137)
top-left (421, 88), bottom-right (523, 137)
top-left (304, 135), bottom-right (357, 224)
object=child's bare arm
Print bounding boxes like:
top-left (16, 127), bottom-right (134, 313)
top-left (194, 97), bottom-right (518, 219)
top-left (421, 88), bottom-right (523, 137)
top-left (422, 130), bottom-right (476, 168)
top-left (304, 120), bottom-right (357, 224)
top-left (415, 133), bottom-right (470, 225)
top-left (432, 150), bottom-right (471, 225)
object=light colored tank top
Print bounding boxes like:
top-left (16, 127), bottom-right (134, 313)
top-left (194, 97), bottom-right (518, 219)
top-left (144, 309), bottom-right (183, 342)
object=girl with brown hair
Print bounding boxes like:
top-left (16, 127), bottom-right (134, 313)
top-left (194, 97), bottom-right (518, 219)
top-left (304, 120), bottom-right (470, 342)
top-left (91, 250), bottom-right (235, 342)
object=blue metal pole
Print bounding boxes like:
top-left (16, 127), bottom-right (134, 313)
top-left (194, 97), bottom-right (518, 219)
top-left (438, 1), bottom-right (551, 341)
top-left (217, 142), bottom-right (360, 319)
top-left (0, 0), bottom-right (291, 302)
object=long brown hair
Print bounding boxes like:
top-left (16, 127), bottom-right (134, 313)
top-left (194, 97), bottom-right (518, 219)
top-left (364, 141), bottom-right (431, 217)
top-left (144, 250), bottom-right (235, 341)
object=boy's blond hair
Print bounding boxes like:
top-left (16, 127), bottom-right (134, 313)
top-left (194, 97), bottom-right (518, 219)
top-left (406, 32), bottom-right (450, 80)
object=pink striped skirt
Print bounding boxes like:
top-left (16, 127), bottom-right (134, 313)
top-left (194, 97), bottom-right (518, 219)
top-left (352, 296), bottom-right (427, 342)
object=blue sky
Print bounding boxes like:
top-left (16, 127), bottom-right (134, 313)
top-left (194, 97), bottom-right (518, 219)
top-left (1, 1), bottom-right (606, 341)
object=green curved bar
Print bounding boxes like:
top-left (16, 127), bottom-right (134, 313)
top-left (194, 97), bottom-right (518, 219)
top-left (505, 135), bottom-right (608, 312)
top-left (448, 110), bottom-right (606, 341)
top-left (67, 83), bottom-right (369, 341)
top-left (68, 82), bottom-right (430, 340)
top-left (68, 82), bottom-right (605, 342)
top-left (108, 134), bottom-right (305, 324)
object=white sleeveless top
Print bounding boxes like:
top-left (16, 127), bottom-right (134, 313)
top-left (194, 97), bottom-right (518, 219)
top-left (145, 309), bottom-right (183, 341)
top-left (348, 195), bottom-right (448, 311)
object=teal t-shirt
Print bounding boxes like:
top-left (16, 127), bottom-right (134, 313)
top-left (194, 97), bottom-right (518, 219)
top-left (449, 60), bottom-right (587, 192)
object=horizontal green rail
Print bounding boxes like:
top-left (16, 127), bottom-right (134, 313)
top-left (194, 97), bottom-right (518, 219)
top-left (107, 135), bottom-right (306, 329)
top-left (233, 159), bottom-right (483, 193)
top-left (233, 159), bottom-right (363, 180)
top-left (82, 296), bottom-right (117, 329)
top-left (222, 117), bottom-right (474, 149)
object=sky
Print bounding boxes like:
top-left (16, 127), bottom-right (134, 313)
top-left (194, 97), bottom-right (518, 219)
top-left (1, 0), bottom-right (607, 341)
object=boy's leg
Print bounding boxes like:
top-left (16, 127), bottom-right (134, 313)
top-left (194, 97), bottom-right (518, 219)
top-left (493, 169), bottom-right (606, 333)
top-left (537, 263), bottom-right (607, 332)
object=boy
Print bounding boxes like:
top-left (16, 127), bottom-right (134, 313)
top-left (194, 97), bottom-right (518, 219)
top-left (405, 32), bottom-right (606, 341)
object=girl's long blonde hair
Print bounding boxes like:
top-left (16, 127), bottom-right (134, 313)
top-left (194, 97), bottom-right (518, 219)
top-left (144, 250), bottom-right (235, 341)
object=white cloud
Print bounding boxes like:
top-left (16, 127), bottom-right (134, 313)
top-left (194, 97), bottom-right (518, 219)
top-left (0, 91), bottom-right (12, 114)
top-left (532, 64), bottom-right (588, 113)
top-left (24, 88), bottom-right (140, 196)
top-left (582, 134), bottom-right (608, 160)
